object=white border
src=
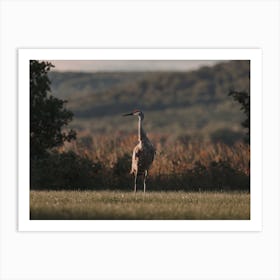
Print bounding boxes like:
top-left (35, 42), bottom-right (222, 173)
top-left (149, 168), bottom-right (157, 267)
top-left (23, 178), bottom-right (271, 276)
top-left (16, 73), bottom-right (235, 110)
top-left (18, 48), bottom-right (262, 232)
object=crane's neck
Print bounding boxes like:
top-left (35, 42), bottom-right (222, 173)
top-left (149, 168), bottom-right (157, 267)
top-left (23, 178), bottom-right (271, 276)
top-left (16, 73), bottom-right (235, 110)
top-left (138, 116), bottom-right (147, 142)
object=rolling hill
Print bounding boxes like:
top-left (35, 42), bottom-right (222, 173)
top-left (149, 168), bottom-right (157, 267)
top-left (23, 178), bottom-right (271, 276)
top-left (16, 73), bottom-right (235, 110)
top-left (48, 60), bottom-right (250, 141)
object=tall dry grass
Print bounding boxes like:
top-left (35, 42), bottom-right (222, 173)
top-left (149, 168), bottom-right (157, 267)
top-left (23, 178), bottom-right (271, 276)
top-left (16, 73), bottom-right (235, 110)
top-left (62, 131), bottom-right (249, 175)
top-left (53, 131), bottom-right (250, 191)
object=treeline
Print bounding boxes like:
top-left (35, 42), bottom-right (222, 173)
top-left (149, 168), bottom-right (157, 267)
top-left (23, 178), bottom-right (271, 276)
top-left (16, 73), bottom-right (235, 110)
top-left (48, 60), bottom-right (250, 139)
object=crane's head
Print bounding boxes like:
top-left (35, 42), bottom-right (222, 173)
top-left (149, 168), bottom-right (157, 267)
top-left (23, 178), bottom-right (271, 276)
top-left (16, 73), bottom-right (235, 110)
top-left (122, 109), bottom-right (144, 120)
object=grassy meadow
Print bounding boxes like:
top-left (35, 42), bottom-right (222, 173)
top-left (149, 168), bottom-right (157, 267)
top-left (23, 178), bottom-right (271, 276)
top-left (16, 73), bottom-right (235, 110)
top-left (30, 190), bottom-right (250, 220)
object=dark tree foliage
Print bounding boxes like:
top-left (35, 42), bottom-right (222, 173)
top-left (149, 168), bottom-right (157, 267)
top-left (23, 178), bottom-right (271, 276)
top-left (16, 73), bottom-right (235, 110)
top-left (30, 60), bottom-right (76, 158)
top-left (228, 90), bottom-right (250, 143)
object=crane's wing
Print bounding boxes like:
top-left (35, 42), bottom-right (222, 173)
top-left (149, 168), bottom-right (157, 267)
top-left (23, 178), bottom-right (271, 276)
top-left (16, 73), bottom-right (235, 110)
top-left (130, 145), bottom-right (141, 175)
top-left (130, 143), bottom-right (155, 175)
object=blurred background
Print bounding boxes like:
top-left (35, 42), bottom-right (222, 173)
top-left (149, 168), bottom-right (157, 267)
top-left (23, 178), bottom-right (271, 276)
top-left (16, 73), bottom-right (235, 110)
top-left (31, 60), bottom-right (250, 191)
top-left (48, 60), bottom-right (249, 143)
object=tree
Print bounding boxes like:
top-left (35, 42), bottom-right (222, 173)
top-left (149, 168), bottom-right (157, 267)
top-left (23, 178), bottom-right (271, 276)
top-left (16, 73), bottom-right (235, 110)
top-left (30, 60), bottom-right (76, 158)
top-left (228, 90), bottom-right (250, 144)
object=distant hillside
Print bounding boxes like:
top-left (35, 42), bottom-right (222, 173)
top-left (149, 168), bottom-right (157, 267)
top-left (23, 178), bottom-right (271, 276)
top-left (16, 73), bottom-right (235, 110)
top-left (48, 60), bottom-right (250, 141)
top-left (48, 71), bottom-right (147, 99)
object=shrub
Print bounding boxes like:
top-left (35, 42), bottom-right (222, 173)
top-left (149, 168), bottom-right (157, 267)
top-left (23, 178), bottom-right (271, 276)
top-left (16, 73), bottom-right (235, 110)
top-left (210, 129), bottom-right (243, 146)
top-left (31, 134), bottom-right (250, 192)
top-left (31, 151), bottom-right (103, 190)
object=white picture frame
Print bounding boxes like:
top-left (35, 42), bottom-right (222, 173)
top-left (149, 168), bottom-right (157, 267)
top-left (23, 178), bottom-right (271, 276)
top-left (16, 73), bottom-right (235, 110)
top-left (18, 48), bottom-right (262, 232)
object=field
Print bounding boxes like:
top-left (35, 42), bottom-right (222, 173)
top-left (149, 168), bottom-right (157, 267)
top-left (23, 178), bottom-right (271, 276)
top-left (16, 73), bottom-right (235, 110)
top-left (30, 190), bottom-right (250, 220)
top-left (30, 61), bottom-right (251, 219)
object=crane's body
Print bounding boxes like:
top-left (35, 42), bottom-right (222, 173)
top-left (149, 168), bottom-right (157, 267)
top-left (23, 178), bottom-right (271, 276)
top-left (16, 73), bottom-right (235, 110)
top-left (123, 110), bottom-right (155, 193)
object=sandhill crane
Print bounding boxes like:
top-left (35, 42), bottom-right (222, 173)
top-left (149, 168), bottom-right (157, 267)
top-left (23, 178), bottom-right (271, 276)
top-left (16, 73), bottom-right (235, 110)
top-left (123, 110), bottom-right (155, 193)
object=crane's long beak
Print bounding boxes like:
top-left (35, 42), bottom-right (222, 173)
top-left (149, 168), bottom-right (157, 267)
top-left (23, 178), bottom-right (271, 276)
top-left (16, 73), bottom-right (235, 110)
top-left (122, 112), bottom-right (133, 116)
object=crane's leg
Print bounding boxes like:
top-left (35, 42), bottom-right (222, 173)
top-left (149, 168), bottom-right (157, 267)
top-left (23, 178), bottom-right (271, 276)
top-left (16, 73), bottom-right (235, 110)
top-left (143, 170), bottom-right (148, 194)
top-left (134, 173), bottom-right (138, 193)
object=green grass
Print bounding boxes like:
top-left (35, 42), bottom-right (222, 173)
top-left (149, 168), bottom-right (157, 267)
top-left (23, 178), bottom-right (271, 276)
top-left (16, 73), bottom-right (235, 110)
top-left (30, 190), bottom-right (250, 220)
